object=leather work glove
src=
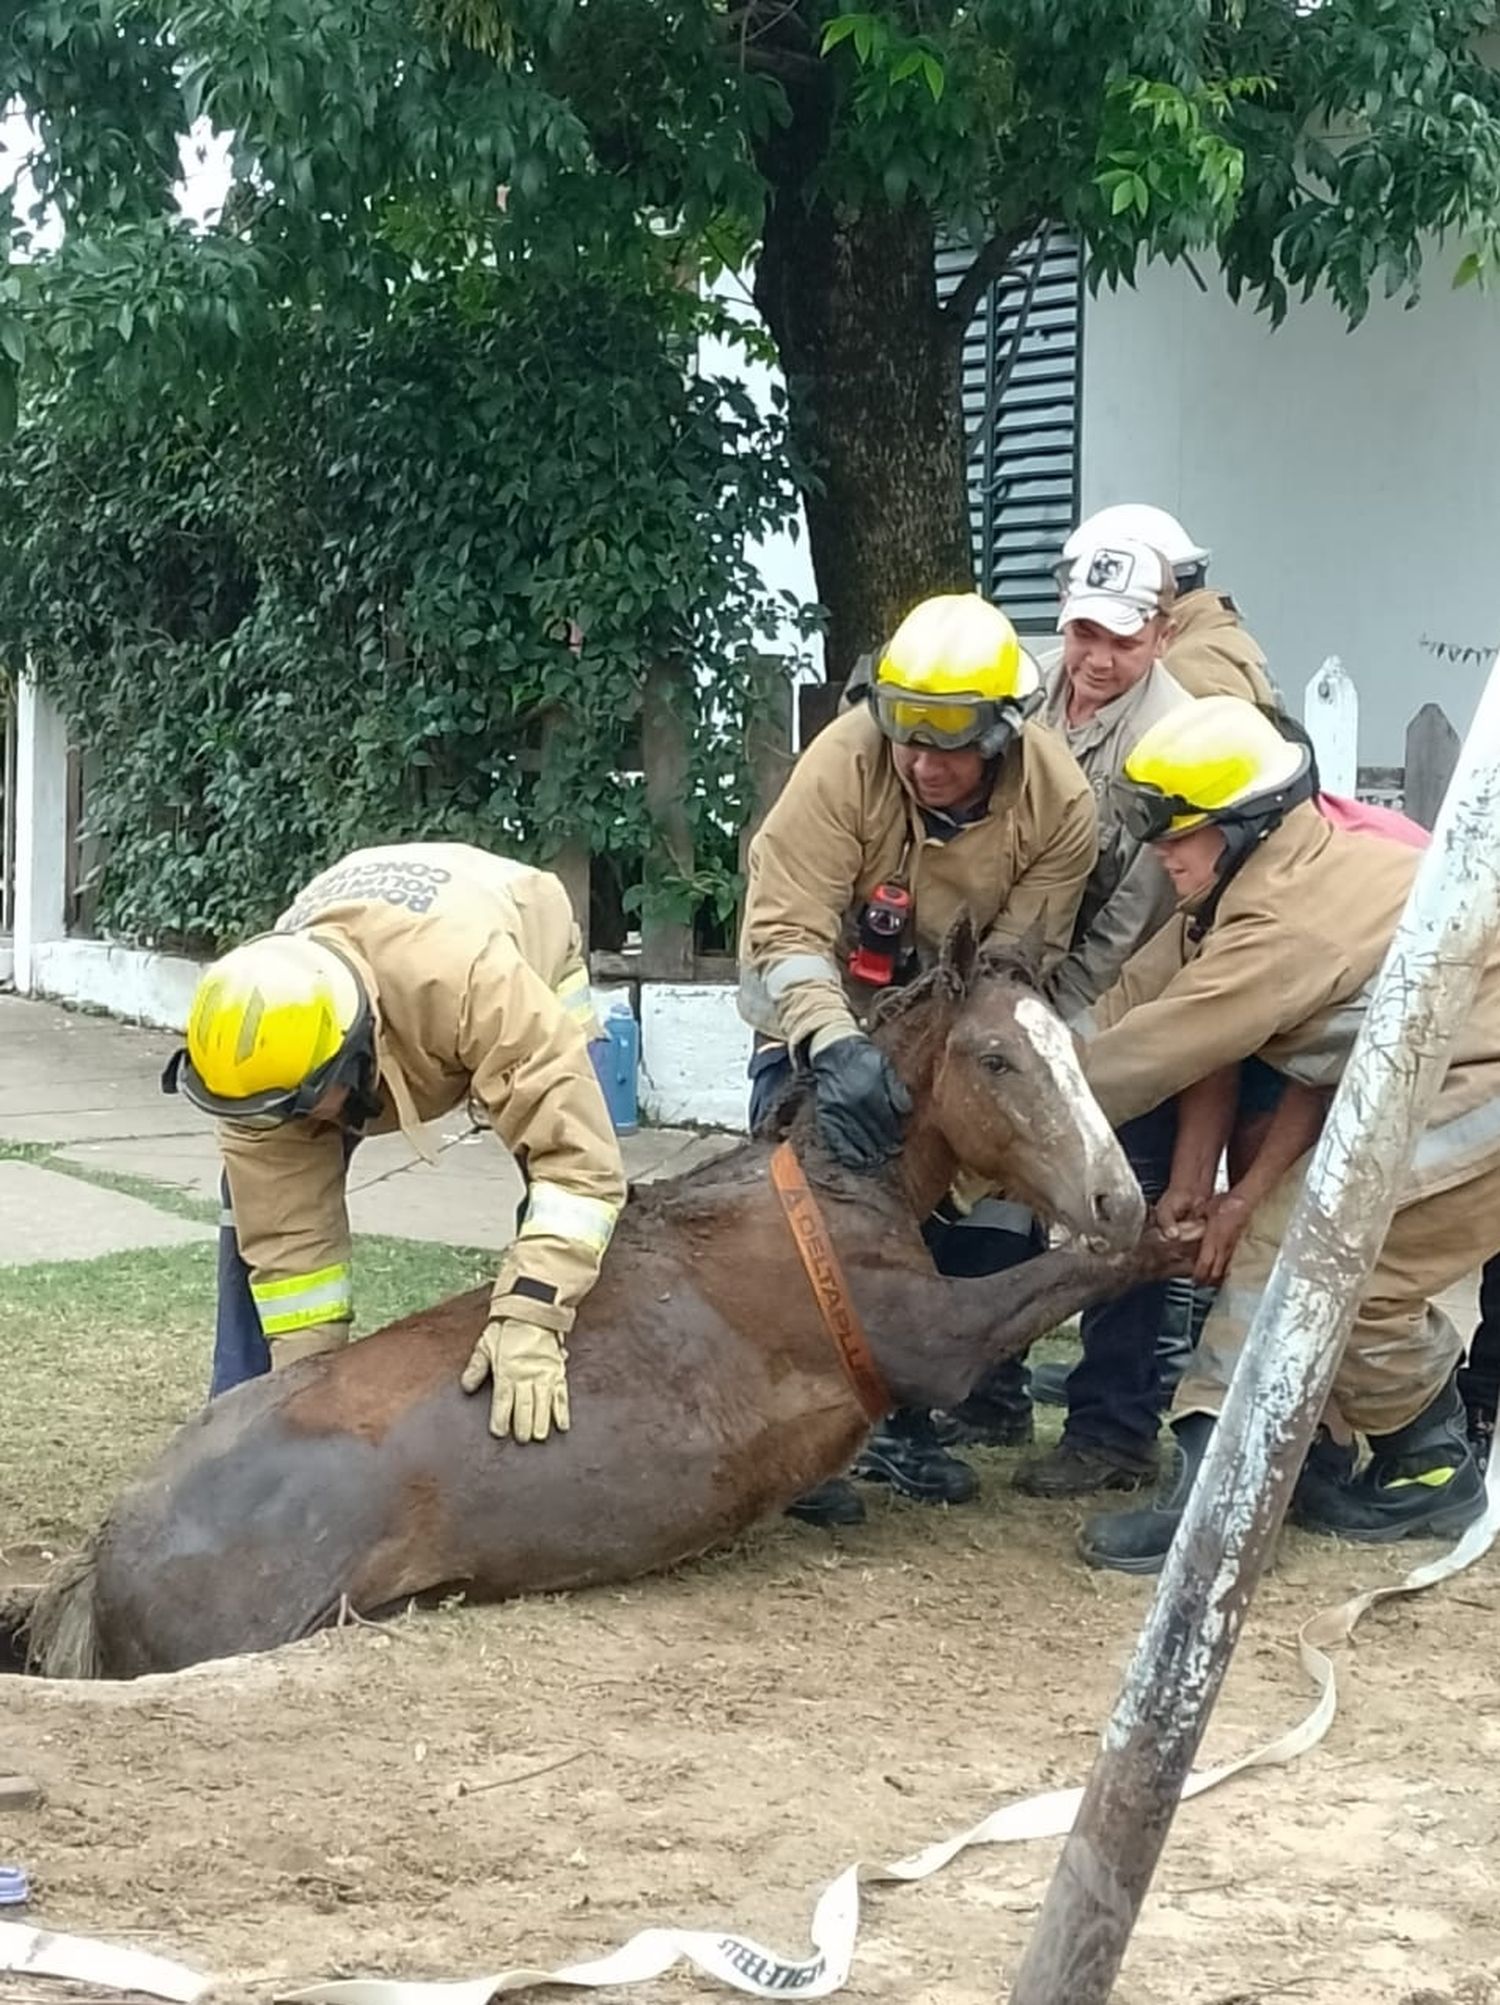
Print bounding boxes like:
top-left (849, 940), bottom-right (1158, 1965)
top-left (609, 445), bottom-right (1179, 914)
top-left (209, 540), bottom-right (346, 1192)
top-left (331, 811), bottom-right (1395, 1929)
top-left (808, 1031), bottom-right (912, 1174)
top-left (461, 1318), bottom-right (571, 1442)
top-left (269, 1324), bottom-right (350, 1369)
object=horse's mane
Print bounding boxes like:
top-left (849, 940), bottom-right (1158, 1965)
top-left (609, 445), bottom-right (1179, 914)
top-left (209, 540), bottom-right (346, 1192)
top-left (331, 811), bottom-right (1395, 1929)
top-left (867, 937), bottom-right (1041, 1026)
top-left (752, 935), bottom-right (1044, 1144)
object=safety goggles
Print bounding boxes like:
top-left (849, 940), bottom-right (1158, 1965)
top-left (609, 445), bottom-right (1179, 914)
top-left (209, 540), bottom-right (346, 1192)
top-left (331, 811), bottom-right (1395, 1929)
top-left (1109, 777), bottom-right (1206, 845)
top-left (870, 686), bottom-right (1034, 753)
top-left (161, 1003), bottom-right (375, 1132)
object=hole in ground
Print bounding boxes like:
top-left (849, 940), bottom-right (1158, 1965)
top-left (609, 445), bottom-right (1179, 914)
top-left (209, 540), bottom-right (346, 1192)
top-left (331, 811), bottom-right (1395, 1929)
top-left (0, 1590), bottom-right (36, 1674)
top-left (0, 1546), bottom-right (59, 1675)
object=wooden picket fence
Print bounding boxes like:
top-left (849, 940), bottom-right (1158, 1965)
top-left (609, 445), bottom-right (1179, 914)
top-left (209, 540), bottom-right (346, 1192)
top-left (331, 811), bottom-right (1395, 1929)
top-left (569, 654), bottom-right (797, 982)
top-left (1305, 656), bottom-right (1461, 831)
top-left (1354, 705), bottom-right (1460, 829)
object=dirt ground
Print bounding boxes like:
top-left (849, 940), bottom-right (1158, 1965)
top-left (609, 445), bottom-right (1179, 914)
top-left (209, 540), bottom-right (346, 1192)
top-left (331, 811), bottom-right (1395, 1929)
top-left (4, 1453), bottom-right (1498, 2005)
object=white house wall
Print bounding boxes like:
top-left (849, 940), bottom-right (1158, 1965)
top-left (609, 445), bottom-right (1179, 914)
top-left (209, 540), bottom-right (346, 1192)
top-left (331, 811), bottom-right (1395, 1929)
top-left (1081, 254), bottom-right (1500, 763)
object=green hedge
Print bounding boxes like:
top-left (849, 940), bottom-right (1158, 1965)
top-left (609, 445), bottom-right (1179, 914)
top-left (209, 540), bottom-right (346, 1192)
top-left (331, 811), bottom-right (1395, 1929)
top-left (0, 269), bottom-right (801, 952)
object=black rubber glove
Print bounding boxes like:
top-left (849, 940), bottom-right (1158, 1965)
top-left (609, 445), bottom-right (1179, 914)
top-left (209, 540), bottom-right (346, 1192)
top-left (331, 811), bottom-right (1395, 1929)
top-left (809, 1033), bottom-right (912, 1173)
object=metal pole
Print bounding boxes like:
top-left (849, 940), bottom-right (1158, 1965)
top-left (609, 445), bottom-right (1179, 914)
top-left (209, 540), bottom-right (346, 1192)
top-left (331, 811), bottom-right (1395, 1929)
top-left (1010, 650), bottom-right (1500, 2005)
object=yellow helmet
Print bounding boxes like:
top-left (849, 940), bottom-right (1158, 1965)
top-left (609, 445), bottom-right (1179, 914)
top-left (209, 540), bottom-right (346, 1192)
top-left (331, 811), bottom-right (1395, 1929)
top-left (1112, 696), bottom-right (1312, 844)
top-left (871, 592), bottom-right (1041, 756)
top-left (162, 934), bottom-right (373, 1129)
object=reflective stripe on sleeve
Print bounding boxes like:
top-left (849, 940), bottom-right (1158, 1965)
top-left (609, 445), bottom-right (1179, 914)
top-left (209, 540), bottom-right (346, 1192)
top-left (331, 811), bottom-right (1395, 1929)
top-left (517, 1180), bottom-right (620, 1256)
top-left (764, 952), bottom-right (843, 1002)
top-left (554, 966), bottom-right (596, 1027)
top-left (251, 1262), bottom-right (354, 1336)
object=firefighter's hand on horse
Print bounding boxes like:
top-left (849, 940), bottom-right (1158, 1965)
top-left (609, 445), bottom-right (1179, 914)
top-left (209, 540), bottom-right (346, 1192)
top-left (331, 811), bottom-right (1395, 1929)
top-left (461, 1318), bottom-right (571, 1441)
top-left (809, 1031), bottom-right (912, 1174)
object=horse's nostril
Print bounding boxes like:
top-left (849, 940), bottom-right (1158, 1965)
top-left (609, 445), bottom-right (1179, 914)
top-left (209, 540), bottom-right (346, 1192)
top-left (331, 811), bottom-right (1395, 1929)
top-left (1093, 1191), bottom-right (1113, 1224)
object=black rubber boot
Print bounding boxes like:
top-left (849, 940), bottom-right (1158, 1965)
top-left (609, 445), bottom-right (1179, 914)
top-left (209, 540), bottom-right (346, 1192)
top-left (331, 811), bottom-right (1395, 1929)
top-left (1028, 1359), bottom-right (1073, 1409)
top-left (1466, 1403), bottom-right (1495, 1478)
top-left (855, 1407), bottom-right (980, 1504)
top-left (1077, 1411), bottom-right (1216, 1574)
top-left (935, 1359), bottom-right (1035, 1447)
top-left (784, 1478), bottom-right (867, 1528)
top-left (1014, 1437), bottom-right (1159, 1499)
top-left (1290, 1378), bottom-right (1487, 1543)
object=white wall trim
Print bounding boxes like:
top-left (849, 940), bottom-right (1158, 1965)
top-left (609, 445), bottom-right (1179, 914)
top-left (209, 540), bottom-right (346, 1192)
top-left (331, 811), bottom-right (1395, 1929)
top-left (25, 938), bottom-right (205, 1029)
top-left (638, 983), bottom-right (751, 1131)
top-left (13, 673), bottom-right (69, 993)
top-left (20, 937), bottom-right (751, 1132)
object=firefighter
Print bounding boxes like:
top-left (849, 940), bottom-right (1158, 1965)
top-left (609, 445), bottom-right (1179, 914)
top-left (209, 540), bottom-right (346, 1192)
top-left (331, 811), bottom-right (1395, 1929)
top-left (163, 842), bottom-right (626, 1443)
top-left (1071, 699), bottom-right (1495, 1571)
top-left (738, 591), bottom-right (1098, 1525)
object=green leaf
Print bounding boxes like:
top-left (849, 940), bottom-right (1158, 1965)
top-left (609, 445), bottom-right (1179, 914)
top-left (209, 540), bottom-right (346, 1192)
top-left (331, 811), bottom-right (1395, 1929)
top-left (920, 54), bottom-right (944, 102)
top-left (819, 16), bottom-right (860, 52)
top-left (1453, 250), bottom-right (1484, 288)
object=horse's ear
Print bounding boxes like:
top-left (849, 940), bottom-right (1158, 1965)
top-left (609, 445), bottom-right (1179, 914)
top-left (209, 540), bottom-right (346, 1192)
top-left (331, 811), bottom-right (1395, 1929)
top-left (1016, 914), bottom-right (1049, 984)
top-left (938, 912), bottom-right (980, 995)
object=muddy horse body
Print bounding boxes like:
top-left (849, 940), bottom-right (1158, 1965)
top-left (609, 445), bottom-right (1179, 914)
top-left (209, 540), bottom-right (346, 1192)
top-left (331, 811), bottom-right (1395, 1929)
top-left (25, 932), bottom-right (1180, 1678)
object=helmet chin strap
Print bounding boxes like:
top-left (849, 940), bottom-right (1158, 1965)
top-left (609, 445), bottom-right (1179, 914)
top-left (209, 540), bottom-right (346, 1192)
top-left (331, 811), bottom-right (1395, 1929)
top-left (340, 1030), bottom-right (385, 1130)
top-left (1187, 766), bottom-right (1316, 942)
top-left (974, 688), bottom-right (1043, 762)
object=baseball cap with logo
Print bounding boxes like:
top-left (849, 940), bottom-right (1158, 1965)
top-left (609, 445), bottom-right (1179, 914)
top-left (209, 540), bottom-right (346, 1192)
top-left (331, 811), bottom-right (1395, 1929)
top-left (1057, 537), bottom-right (1174, 638)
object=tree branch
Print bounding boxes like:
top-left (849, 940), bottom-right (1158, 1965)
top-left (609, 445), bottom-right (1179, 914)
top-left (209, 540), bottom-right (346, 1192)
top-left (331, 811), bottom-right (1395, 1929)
top-left (940, 222), bottom-right (1038, 340)
top-left (732, 42), bottom-right (824, 80)
top-left (964, 222), bottom-right (1050, 463)
top-left (724, 0), bottom-right (819, 76)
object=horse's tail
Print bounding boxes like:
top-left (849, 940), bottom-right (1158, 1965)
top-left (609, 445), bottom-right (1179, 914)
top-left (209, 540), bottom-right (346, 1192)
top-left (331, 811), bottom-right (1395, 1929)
top-left (24, 1545), bottom-right (103, 1679)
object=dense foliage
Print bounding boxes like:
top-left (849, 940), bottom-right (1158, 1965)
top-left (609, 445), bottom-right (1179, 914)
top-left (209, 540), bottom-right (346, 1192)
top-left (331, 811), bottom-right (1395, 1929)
top-left (3, 0), bottom-right (1499, 941)
top-left (0, 267), bottom-right (798, 949)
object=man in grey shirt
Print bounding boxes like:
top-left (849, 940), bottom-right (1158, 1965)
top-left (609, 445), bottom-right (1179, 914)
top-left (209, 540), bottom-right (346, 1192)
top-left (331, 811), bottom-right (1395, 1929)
top-left (1044, 535), bottom-right (1192, 1019)
top-left (1015, 535), bottom-right (1196, 1500)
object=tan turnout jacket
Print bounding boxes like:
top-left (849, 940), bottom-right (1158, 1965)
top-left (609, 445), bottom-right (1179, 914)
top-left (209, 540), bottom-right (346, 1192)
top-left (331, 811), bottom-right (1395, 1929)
top-left (220, 843), bottom-right (626, 1343)
top-left (1078, 805), bottom-right (1500, 1203)
top-left (1166, 590), bottom-right (1277, 706)
top-left (738, 705), bottom-right (1097, 1051)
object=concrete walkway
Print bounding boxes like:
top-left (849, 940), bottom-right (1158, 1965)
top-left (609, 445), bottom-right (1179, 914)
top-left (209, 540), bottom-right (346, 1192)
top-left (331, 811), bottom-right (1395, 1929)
top-left (0, 993), bottom-right (737, 1265)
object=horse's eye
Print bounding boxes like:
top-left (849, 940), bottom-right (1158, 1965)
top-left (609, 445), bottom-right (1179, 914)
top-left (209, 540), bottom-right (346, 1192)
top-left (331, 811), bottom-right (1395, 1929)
top-left (980, 1051), bottom-right (1015, 1076)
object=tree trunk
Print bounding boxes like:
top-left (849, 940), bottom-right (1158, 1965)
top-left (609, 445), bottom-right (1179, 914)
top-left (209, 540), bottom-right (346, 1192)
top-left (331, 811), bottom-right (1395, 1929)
top-left (754, 168), bottom-right (973, 686)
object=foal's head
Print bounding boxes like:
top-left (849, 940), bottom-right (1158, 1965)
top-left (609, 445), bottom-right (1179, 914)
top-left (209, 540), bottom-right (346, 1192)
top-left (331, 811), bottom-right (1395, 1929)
top-left (876, 918), bottom-right (1144, 1249)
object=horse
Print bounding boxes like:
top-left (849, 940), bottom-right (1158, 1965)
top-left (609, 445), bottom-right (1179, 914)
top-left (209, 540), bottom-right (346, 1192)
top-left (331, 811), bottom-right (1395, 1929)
top-left (19, 920), bottom-right (1185, 1679)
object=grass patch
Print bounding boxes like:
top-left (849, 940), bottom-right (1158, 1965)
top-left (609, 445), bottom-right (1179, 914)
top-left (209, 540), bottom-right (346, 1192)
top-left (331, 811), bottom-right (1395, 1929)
top-left (49, 1158), bottom-right (221, 1225)
top-left (5, 1234), bottom-right (492, 1545)
top-left (0, 1139), bottom-right (218, 1223)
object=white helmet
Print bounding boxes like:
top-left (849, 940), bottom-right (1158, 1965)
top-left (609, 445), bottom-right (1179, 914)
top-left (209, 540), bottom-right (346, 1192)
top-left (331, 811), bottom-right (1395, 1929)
top-left (1063, 504), bottom-right (1210, 580)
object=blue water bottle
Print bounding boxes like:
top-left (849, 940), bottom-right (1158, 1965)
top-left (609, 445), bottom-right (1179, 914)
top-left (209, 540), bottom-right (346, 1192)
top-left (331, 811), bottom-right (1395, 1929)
top-left (589, 998), bottom-right (640, 1136)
